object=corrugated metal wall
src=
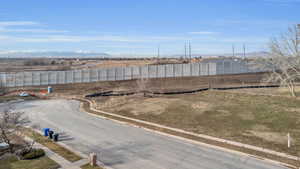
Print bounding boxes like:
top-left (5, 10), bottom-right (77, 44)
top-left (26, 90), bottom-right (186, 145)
top-left (0, 60), bottom-right (262, 87)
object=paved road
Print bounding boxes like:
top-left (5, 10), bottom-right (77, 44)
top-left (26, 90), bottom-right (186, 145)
top-left (4, 99), bottom-right (289, 169)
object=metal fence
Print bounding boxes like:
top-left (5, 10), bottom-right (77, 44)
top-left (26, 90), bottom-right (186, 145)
top-left (0, 59), bottom-right (264, 88)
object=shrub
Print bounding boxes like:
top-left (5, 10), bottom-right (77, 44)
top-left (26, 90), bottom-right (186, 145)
top-left (22, 148), bottom-right (45, 160)
top-left (0, 154), bottom-right (18, 169)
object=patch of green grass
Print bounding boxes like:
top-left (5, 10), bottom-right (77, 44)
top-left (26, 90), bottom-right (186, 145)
top-left (81, 163), bottom-right (105, 169)
top-left (0, 156), bottom-right (60, 169)
top-left (23, 128), bottom-right (82, 162)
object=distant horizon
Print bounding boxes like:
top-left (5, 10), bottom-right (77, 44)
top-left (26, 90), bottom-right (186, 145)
top-left (0, 50), bottom-right (269, 59)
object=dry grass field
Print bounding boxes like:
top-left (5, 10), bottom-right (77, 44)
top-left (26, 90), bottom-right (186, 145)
top-left (93, 87), bottom-right (300, 156)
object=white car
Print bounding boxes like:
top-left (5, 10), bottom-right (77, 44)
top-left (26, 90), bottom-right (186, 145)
top-left (19, 92), bottom-right (29, 97)
top-left (0, 142), bottom-right (9, 150)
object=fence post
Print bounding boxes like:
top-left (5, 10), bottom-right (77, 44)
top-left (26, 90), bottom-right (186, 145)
top-left (56, 72), bottom-right (59, 84)
top-left (47, 72), bottom-right (50, 85)
top-left (81, 70), bottom-right (83, 83)
top-left (39, 72), bottom-right (41, 86)
top-left (207, 63), bottom-right (210, 76)
top-left (123, 67), bottom-right (125, 80)
top-left (106, 69), bottom-right (108, 81)
top-left (31, 72), bottom-right (34, 86)
top-left (181, 64), bottom-right (184, 77)
top-left (14, 73), bottom-right (16, 87)
top-left (22, 72), bottom-right (25, 87)
top-left (114, 68), bottom-right (117, 81)
top-left (190, 63), bottom-right (192, 77)
top-left (131, 67), bottom-right (133, 80)
top-left (223, 60), bottom-right (225, 74)
top-left (99, 69), bottom-right (102, 81)
top-left (72, 71), bottom-right (75, 83)
top-left (198, 63), bottom-right (201, 76)
top-left (64, 71), bottom-right (66, 84)
top-left (139, 66), bottom-right (142, 79)
top-left (91, 69), bottom-right (93, 82)
top-left (4, 73), bottom-right (7, 87)
top-left (97, 69), bottom-right (100, 82)
top-left (173, 64), bottom-right (175, 77)
top-left (164, 64), bottom-right (167, 78)
top-left (156, 65), bottom-right (158, 78)
top-left (147, 65), bottom-right (150, 79)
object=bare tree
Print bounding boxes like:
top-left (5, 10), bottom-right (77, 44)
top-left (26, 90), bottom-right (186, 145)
top-left (257, 25), bottom-right (300, 97)
top-left (0, 108), bottom-right (29, 153)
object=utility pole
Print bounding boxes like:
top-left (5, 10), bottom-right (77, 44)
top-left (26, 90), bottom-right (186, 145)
top-left (189, 41), bottom-right (192, 62)
top-left (157, 45), bottom-right (160, 63)
top-left (157, 45), bottom-right (160, 58)
top-left (184, 43), bottom-right (187, 60)
top-left (232, 44), bottom-right (235, 57)
top-left (243, 44), bottom-right (246, 58)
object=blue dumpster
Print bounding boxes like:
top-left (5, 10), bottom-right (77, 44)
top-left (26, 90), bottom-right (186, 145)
top-left (43, 128), bottom-right (50, 136)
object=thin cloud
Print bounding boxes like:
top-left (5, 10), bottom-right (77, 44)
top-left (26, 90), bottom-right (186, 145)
top-left (0, 21), bottom-right (68, 33)
top-left (264, 0), bottom-right (300, 3)
top-left (97, 44), bottom-right (153, 49)
top-left (188, 31), bottom-right (218, 35)
top-left (0, 28), bottom-right (68, 33)
top-left (0, 21), bottom-right (38, 27)
top-left (0, 35), bottom-right (187, 43)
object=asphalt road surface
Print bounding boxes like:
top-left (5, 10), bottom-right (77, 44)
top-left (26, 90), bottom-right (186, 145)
top-left (3, 99), bottom-right (289, 169)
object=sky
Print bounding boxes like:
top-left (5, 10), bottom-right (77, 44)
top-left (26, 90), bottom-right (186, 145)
top-left (0, 0), bottom-right (299, 56)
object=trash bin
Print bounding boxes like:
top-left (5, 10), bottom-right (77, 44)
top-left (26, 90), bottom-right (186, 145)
top-left (53, 133), bottom-right (59, 142)
top-left (48, 86), bottom-right (53, 94)
top-left (48, 130), bottom-right (54, 139)
top-left (43, 128), bottom-right (50, 137)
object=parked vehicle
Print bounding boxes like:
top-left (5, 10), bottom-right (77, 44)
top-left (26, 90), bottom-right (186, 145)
top-left (19, 92), bottom-right (30, 97)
